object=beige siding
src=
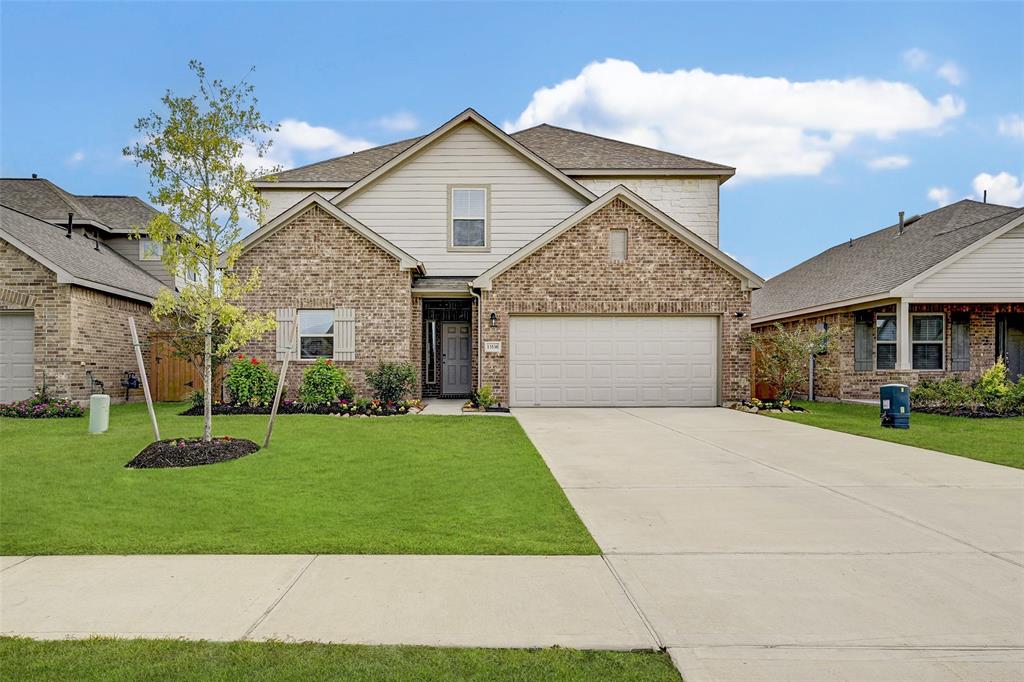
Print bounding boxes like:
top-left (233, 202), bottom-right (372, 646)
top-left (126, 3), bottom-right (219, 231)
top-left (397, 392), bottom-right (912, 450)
top-left (912, 224), bottom-right (1024, 300)
top-left (260, 189), bottom-right (340, 223)
top-left (341, 122), bottom-right (587, 276)
top-left (104, 236), bottom-right (176, 289)
top-left (576, 177), bottom-right (720, 247)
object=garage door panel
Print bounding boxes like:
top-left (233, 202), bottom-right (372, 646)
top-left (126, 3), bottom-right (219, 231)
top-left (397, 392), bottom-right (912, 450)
top-left (0, 313), bottom-right (35, 403)
top-left (510, 315), bottom-right (718, 407)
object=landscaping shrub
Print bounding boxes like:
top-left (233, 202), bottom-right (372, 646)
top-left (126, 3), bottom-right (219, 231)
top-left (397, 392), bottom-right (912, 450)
top-left (298, 359), bottom-right (354, 406)
top-left (0, 388), bottom-right (84, 419)
top-left (224, 356), bottom-right (278, 407)
top-left (365, 362), bottom-right (417, 403)
top-left (911, 359), bottom-right (1024, 417)
top-left (188, 390), bottom-right (205, 410)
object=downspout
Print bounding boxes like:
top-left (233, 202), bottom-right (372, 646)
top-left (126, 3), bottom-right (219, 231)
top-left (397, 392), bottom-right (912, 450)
top-left (469, 287), bottom-right (483, 391)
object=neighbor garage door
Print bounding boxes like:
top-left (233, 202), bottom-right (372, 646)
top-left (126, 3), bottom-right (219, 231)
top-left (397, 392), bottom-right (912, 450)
top-left (0, 312), bottom-right (35, 403)
top-left (509, 316), bottom-right (718, 407)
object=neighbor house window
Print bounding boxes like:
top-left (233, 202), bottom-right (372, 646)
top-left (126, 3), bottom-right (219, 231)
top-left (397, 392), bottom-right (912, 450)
top-left (139, 238), bottom-right (163, 261)
top-left (298, 309), bottom-right (334, 359)
top-left (875, 314), bottom-right (896, 370)
top-left (609, 229), bottom-right (628, 262)
top-left (912, 313), bottom-right (944, 370)
top-left (450, 187), bottom-right (487, 249)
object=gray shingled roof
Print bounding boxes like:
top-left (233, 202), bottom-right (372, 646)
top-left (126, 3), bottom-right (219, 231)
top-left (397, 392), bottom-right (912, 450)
top-left (411, 276), bottom-right (473, 291)
top-left (267, 123), bottom-right (732, 183)
top-left (0, 178), bottom-right (158, 233)
top-left (752, 200), bottom-right (1024, 321)
top-left (0, 204), bottom-right (164, 302)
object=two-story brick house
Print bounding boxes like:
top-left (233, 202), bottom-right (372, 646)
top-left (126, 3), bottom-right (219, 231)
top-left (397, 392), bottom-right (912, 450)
top-left (236, 109), bottom-right (763, 406)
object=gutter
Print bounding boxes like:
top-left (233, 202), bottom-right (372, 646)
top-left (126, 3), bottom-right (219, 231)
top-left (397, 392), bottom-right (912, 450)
top-left (469, 287), bottom-right (483, 391)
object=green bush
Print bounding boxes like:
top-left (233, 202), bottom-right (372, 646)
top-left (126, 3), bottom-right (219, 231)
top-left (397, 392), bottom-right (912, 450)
top-left (225, 356), bottom-right (278, 407)
top-left (298, 359), bottom-right (353, 405)
top-left (188, 389), bottom-right (205, 410)
top-left (365, 361), bottom-right (417, 404)
top-left (911, 360), bottom-right (1023, 415)
top-left (474, 384), bottom-right (498, 408)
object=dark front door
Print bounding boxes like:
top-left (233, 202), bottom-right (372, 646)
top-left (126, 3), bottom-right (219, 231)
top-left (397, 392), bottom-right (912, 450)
top-left (1000, 314), bottom-right (1024, 381)
top-left (442, 322), bottom-right (472, 395)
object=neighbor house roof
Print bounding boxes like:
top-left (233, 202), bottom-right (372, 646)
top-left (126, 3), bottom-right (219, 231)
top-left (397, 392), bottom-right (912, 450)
top-left (751, 200), bottom-right (1024, 322)
top-left (0, 204), bottom-right (165, 303)
top-left (259, 120), bottom-right (734, 185)
top-left (0, 178), bottom-right (159, 234)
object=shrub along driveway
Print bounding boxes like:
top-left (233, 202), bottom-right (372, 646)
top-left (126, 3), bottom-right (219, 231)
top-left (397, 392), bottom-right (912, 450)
top-left (517, 407), bottom-right (1024, 682)
top-left (0, 403), bottom-right (597, 555)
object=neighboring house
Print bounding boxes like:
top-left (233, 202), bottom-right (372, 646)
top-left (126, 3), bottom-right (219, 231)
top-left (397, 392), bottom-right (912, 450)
top-left (0, 177), bottom-right (171, 403)
top-left (237, 108), bottom-right (763, 406)
top-left (751, 200), bottom-right (1024, 400)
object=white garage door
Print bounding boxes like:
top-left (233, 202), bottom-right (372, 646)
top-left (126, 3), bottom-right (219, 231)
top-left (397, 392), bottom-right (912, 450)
top-left (0, 312), bottom-right (35, 403)
top-left (509, 316), bottom-right (718, 407)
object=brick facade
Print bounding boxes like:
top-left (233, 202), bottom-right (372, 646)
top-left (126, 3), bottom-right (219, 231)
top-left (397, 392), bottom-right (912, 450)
top-left (758, 302), bottom-right (1024, 401)
top-left (479, 198), bottom-right (751, 403)
top-left (1, 238), bottom-right (153, 403)
top-left (234, 204), bottom-right (412, 398)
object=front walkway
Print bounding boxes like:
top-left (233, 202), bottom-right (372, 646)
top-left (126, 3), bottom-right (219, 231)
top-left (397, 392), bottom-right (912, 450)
top-left (516, 407), bottom-right (1024, 682)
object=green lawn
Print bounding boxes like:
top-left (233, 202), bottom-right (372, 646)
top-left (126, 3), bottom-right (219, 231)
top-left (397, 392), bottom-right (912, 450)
top-left (0, 638), bottom-right (679, 682)
top-left (0, 403), bottom-right (597, 555)
top-left (766, 400), bottom-right (1024, 469)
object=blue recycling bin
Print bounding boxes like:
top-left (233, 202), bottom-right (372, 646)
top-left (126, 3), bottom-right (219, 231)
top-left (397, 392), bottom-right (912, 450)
top-left (880, 383), bottom-right (910, 429)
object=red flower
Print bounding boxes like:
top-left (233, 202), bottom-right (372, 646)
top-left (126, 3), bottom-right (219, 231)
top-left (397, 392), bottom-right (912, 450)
top-left (326, 359), bottom-right (333, 365)
top-left (238, 354), bottom-right (244, 359)
top-left (251, 357), bottom-right (259, 365)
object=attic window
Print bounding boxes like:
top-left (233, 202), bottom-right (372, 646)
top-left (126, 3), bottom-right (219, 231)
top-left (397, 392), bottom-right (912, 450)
top-left (139, 238), bottom-right (163, 261)
top-left (450, 187), bottom-right (488, 249)
top-left (609, 229), bottom-right (628, 262)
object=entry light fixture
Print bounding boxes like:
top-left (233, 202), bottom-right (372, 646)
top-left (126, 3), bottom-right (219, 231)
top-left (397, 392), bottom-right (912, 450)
top-left (489, 312), bottom-right (498, 328)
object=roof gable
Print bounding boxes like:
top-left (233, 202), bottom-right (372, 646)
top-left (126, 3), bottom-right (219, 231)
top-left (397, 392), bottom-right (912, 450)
top-left (471, 184), bottom-right (763, 290)
top-left (330, 109), bottom-right (596, 206)
top-left (234, 193), bottom-right (423, 271)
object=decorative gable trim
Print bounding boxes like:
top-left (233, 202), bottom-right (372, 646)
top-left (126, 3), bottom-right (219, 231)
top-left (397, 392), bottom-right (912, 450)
top-left (471, 185), bottom-right (764, 290)
top-left (234, 193), bottom-right (424, 272)
top-left (330, 108), bottom-right (598, 207)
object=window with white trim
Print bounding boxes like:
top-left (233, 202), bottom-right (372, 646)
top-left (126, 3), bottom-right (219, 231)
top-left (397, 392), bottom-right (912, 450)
top-left (139, 238), bottom-right (163, 261)
top-left (912, 313), bottom-right (944, 370)
top-left (298, 309), bottom-right (334, 359)
top-left (875, 314), bottom-right (896, 370)
top-left (450, 188), bottom-right (487, 248)
top-left (609, 229), bottom-right (628, 262)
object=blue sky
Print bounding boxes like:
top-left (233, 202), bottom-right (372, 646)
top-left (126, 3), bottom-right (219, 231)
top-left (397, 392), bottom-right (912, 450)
top-left (2, 1), bottom-right (1022, 277)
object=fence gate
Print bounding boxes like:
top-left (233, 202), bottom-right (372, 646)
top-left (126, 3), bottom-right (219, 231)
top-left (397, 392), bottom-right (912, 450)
top-left (149, 333), bottom-right (221, 402)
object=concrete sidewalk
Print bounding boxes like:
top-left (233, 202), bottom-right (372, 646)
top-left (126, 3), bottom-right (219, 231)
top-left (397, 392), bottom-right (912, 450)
top-left (0, 554), bottom-right (655, 650)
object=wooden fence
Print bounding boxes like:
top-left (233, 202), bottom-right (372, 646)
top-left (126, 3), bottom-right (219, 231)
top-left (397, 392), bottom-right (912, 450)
top-left (750, 347), bottom-right (777, 400)
top-left (148, 333), bottom-right (222, 402)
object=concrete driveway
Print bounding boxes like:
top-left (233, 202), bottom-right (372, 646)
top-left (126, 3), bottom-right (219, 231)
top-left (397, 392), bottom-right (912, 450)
top-left (516, 407), bottom-right (1024, 682)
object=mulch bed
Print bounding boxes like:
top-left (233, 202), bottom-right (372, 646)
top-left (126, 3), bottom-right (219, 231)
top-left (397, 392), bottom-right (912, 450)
top-left (126, 437), bottom-right (260, 469)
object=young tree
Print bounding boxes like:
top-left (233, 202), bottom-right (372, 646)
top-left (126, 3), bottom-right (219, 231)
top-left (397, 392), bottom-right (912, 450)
top-left (125, 60), bottom-right (277, 441)
top-left (744, 322), bottom-right (836, 401)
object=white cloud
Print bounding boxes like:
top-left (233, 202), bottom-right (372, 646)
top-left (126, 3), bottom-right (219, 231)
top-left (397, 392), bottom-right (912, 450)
top-left (998, 114), bottom-right (1024, 139)
top-left (376, 111), bottom-right (419, 132)
top-left (867, 155), bottom-right (910, 170)
top-left (927, 186), bottom-right (953, 207)
top-left (972, 172), bottom-right (1024, 206)
top-left (936, 61), bottom-right (966, 86)
top-left (902, 48), bottom-right (966, 86)
top-left (239, 118), bottom-right (376, 173)
top-left (65, 150), bottom-right (85, 167)
top-left (902, 48), bottom-right (930, 70)
top-left (506, 59), bottom-right (964, 179)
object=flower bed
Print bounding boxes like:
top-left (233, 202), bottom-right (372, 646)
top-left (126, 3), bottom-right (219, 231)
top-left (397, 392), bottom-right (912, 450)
top-left (179, 398), bottom-right (423, 417)
top-left (0, 393), bottom-right (84, 419)
top-left (732, 398), bottom-right (808, 414)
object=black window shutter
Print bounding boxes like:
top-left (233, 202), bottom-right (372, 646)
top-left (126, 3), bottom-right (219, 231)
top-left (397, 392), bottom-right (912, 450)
top-left (854, 312), bottom-right (873, 371)
top-left (951, 313), bottom-right (970, 371)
